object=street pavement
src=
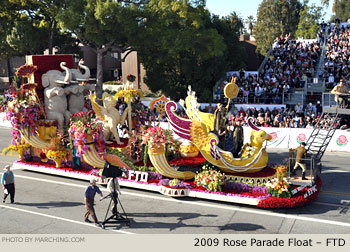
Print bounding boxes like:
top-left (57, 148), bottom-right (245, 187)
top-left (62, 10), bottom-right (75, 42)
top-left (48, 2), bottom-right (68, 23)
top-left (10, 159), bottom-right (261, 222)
top-left (0, 126), bottom-right (350, 234)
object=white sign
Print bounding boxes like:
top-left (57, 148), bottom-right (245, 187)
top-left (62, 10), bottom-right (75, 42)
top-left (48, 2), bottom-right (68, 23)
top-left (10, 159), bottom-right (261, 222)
top-left (127, 170), bottom-right (149, 182)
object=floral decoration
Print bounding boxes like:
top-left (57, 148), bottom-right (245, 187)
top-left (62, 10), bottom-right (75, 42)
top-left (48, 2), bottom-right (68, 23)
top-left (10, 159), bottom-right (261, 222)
top-left (69, 111), bottom-right (105, 157)
top-left (194, 163), bottom-right (225, 192)
top-left (113, 89), bottom-right (143, 103)
top-left (44, 132), bottom-right (69, 167)
top-left (46, 149), bottom-right (68, 160)
top-left (5, 87), bottom-right (42, 144)
top-left (265, 171), bottom-right (292, 198)
top-left (158, 178), bottom-right (192, 189)
top-left (3, 140), bottom-right (31, 159)
top-left (258, 177), bottom-right (322, 208)
top-left (239, 144), bottom-right (255, 158)
top-left (141, 126), bottom-right (173, 149)
top-left (150, 95), bottom-right (169, 115)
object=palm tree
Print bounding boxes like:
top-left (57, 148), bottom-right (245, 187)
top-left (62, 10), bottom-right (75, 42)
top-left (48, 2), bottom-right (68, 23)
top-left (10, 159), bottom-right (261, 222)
top-left (246, 15), bottom-right (255, 35)
top-left (227, 11), bottom-right (244, 34)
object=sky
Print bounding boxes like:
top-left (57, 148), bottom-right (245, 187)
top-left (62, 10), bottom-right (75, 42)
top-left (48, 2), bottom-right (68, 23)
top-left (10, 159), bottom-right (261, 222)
top-left (206, 0), bottom-right (334, 22)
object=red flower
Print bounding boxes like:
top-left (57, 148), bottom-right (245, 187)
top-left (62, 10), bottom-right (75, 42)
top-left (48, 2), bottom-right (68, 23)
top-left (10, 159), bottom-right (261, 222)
top-left (257, 177), bottom-right (322, 208)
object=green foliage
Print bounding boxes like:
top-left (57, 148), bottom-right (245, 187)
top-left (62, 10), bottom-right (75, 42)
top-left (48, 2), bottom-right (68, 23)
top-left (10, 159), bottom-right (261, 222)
top-left (56, 0), bottom-right (144, 100)
top-left (334, 0), bottom-right (350, 22)
top-left (246, 15), bottom-right (255, 35)
top-left (255, 0), bottom-right (302, 56)
top-left (295, 4), bottom-right (323, 39)
top-left (0, 0), bottom-right (80, 60)
top-left (5, 17), bottom-right (47, 55)
top-left (131, 0), bottom-right (245, 102)
top-left (103, 80), bottom-right (123, 85)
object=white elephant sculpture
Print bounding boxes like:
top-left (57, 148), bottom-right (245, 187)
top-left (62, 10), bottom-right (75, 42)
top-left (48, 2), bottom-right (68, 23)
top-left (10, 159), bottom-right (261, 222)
top-left (68, 84), bottom-right (96, 114)
top-left (70, 60), bottom-right (90, 82)
top-left (42, 62), bottom-right (77, 130)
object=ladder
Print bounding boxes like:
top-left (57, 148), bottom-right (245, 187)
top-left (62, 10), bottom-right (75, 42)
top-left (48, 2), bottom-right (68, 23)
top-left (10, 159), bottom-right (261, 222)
top-left (305, 112), bottom-right (339, 162)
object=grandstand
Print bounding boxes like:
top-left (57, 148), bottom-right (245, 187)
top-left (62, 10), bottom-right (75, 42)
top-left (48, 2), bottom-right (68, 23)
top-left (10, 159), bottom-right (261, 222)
top-left (211, 22), bottom-right (350, 179)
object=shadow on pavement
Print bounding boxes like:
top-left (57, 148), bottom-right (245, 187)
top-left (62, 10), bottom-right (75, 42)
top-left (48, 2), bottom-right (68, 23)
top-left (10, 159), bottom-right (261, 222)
top-left (14, 201), bottom-right (84, 209)
top-left (220, 223), bottom-right (265, 231)
top-left (117, 212), bottom-right (217, 231)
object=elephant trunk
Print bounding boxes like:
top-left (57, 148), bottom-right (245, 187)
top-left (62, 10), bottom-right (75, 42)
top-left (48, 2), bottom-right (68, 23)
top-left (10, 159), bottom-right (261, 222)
top-left (78, 61), bottom-right (90, 79)
top-left (60, 62), bottom-right (72, 83)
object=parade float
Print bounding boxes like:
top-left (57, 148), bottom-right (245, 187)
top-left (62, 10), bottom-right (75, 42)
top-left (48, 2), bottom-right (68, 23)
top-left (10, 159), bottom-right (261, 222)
top-left (3, 55), bottom-right (321, 209)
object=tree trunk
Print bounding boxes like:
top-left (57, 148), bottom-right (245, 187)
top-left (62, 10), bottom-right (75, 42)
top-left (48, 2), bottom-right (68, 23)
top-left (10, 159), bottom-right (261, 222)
top-left (6, 58), bottom-right (11, 79)
top-left (48, 20), bottom-right (57, 55)
top-left (96, 48), bottom-right (104, 105)
top-left (48, 21), bottom-right (53, 55)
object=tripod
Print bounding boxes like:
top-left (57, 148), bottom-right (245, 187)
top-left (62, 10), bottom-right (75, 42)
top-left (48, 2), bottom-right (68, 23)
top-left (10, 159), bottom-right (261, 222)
top-left (100, 178), bottom-right (130, 228)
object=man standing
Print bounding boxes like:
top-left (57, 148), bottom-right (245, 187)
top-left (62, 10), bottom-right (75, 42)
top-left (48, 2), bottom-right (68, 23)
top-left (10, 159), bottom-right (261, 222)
top-left (1, 165), bottom-right (15, 204)
top-left (84, 178), bottom-right (103, 226)
top-left (233, 120), bottom-right (244, 158)
top-left (254, 84), bottom-right (263, 103)
top-left (331, 79), bottom-right (350, 108)
top-left (290, 142), bottom-right (308, 180)
top-left (214, 103), bottom-right (226, 148)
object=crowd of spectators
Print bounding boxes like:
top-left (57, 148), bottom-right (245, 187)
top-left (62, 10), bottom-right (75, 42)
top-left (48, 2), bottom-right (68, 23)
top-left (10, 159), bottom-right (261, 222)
top-left (214, 35), bottom-right (321, 104)
top-left (203, 101), bottom-right (348, 130)
top-left (323, 23), bottom-right (350, 89)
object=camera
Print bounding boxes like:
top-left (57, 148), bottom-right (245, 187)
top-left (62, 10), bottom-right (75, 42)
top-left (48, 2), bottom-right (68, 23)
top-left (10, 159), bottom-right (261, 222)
top-left (102, 161), bottom-right (127, 178)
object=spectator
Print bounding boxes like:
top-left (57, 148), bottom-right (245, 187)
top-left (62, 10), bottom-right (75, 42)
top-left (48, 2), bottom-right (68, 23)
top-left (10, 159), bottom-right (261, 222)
top-left (2, 165), bottom-right (15, 204)
top-left (254, 84), bottom-right (263, 103)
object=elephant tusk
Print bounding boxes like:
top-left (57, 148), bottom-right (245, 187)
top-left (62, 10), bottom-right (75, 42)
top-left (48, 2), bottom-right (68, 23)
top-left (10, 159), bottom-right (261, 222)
top-left (60, 62), bottom-right (72, 83)
top-left (78, 61), bottom-right (90, 80)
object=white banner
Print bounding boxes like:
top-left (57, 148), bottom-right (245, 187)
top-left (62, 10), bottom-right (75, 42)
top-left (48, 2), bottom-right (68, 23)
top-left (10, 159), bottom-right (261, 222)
top-left (234, 104), bottom-right (286, 112)
top-left (163, 121), bottom-right (350, 153)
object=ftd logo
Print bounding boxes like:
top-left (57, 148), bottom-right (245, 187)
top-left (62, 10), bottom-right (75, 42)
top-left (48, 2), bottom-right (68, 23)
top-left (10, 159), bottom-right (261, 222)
top-left (326, 238), bottom-right (345, 246)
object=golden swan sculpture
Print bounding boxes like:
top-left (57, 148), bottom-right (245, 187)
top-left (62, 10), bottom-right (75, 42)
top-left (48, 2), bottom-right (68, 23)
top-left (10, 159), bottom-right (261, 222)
top-left (166, 87), bottom-right (271, 173)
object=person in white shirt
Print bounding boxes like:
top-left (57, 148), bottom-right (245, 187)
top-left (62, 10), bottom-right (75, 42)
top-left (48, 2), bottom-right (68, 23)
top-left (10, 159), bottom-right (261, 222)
top-left (254, 84), bottom-right (263, 103)
top-left (295, 103), bottom-right (303, 113)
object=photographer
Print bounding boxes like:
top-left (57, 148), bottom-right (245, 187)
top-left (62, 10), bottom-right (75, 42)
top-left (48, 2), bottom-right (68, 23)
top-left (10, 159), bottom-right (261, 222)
top-left (84, 178), bottom-right (103, 226)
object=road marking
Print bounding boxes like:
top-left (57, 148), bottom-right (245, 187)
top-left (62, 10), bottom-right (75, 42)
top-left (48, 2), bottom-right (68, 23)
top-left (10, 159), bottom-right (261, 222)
top-left (8, 173), bottom-right (350, 229)
top-left (320, 190), bottom-right (350, 197)
top-left (322, 169), bottom-right (350, 173)
top-left (314, 201), bottom-right (350, 208)
top-left (0, 204), bottom-right (134, 234)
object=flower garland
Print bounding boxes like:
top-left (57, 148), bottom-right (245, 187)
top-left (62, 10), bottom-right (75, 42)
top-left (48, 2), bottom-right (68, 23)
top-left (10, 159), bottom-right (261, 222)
top-left (69, 111), bottom-right (105, 157)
